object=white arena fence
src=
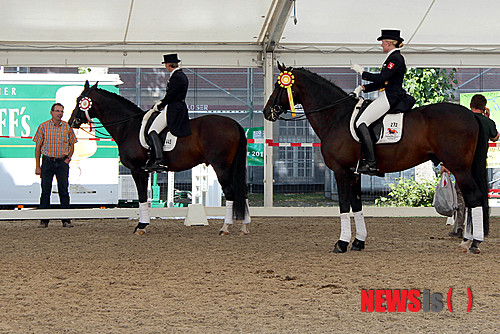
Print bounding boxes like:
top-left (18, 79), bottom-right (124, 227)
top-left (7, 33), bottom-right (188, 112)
top-left (6, 206), bottom-right (500, 221)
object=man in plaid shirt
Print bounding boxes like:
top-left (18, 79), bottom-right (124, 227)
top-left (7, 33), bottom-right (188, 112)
top-left (33, 103), bottom-right (77, 228)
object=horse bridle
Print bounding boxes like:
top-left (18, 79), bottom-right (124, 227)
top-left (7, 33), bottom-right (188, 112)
top-left (268, 67), bottom-right (296, 121)
top-left (72, 91), bottom-right (144, 129)
top-left (268, 68), bottom-right (357, 122)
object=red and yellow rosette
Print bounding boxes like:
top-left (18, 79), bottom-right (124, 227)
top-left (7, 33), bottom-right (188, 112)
top-left (278, 71), bottom-right (296, 117)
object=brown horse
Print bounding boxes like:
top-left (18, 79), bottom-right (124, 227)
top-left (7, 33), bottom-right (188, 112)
top-left (68, 81), bottom-right (250, 235)
top-left (263, 63), bottom-right (489, 254)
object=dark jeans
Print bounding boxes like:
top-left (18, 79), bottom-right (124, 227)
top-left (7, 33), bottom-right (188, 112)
top-left (39, 156), bottom-right (70, 223)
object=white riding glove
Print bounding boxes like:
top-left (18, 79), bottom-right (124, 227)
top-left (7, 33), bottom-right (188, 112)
top-left (350, 64), bottom-right (364, 74)
top-left (152, 100), bottom-right (163, 112)
top-left (352, 85), bottom-right (364, 98)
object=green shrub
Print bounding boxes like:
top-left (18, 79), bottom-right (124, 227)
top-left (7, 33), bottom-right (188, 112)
top-left (375, 178), bottom-right (438, 207)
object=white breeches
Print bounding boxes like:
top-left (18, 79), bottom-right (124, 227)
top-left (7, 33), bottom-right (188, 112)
top-left (149, 110), bottom-right (167, 133)
top-left (356, 90), bottom-right (390, 127)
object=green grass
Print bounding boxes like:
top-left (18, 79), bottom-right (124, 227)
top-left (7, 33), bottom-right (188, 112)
top-left (247, 192), bottom-right (336, 207)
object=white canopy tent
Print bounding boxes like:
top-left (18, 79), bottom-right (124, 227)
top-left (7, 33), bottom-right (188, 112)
top-left (1, 0), bottom-right (500, 68)
top-left (2, 0), bottom-right (499, 206)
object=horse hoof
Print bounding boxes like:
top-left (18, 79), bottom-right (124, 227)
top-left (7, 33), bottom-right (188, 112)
top-left (458, 239), bottom-right (472, 252)
top-left (468, 247), bottom-right (481, 254)
top-left (134, 228), bottom-right (146, 236)
top-left (467, 240), bottom-right (481, 254)
top-left (351, 238), bottom-right (365, 251)
top-left (332, 240), bottom-right (349, 253)
top-left (219, 231), bottom-right (229, 236)
top-left (240, 225), bottom-right (250, 235)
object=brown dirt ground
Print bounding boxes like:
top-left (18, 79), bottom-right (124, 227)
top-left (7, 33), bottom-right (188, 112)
top-left (0, 216), bottom-right (499, 333)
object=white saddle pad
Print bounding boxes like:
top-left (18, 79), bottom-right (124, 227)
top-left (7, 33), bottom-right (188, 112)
top-left (350, 98), bottom-right (404, 144)
top-left (162, 132), bottom-right (177, 151)
top-left (139, 110), bottom-right (178, 152)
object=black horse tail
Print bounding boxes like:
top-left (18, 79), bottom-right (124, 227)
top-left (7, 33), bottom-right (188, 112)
top-left (471, 114), bottom-right (490, 236)
top-left (231, 123), bottom-right (249, 220)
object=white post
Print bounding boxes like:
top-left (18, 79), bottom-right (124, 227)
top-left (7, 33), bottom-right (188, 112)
top-left (263, 52), bottom-right (274, 207)
top-left (166, 171), bottom-right (175, 207)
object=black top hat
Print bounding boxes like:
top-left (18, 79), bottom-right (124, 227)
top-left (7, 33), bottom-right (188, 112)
top-left (162, 54), bottom-right (181, 64)
top-left (377, 29), bottom-right (404, 43)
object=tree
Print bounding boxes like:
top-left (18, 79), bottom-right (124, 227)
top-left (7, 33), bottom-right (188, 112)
top-left (404, 68), bottom-right (458, 107)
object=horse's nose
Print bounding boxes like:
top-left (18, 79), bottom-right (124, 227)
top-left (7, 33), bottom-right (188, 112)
top-left (263, 107), bottom-right (273, 121)
top-left (263, 107), bottom-right (269, 119)
top-left (264, 108), bottom-right (276, 122)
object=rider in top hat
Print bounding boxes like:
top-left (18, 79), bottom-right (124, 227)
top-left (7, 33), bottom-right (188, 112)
top-left (145, 53), bottom-right (191, 172)
top-left (350, 29), bottom-right (415, 175)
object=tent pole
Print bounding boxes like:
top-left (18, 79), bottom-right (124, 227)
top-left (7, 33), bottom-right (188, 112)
top-left (263, 52), bottom-right (274, 207)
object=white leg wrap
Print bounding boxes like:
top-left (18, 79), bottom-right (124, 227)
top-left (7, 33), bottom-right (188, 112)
top-left (139, 202), bottom-right (150, 224)
top-left (224, 200), bottom-right (234, 225)
top-left (242, 199), bottom-right (251, 224)
top-left (339, 213), bottom-right (351, 243)
top-left (472, 206), bottom-right (484, 241)
top-left (464, 209), bottom-right (473, 240)
top-left (220, 223), bottom-right (230, 233)
top-left (353, 211), bottom-right (367, 241)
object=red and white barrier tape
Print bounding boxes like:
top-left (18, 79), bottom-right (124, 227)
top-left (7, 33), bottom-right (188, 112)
top-left (4, 135), bottom-right (499, 148)
top-left (247, 139), bottom-right (321, 147)
top-left (0, 135), bottom-right (34, 139)
top-left (0, 135), bottom-right (115, 141)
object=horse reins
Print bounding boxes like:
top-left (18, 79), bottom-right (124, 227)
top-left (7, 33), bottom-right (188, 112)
top-left (270, 66), bottom-right (357, 122)
top-left (76, 97), bottom-right (146, 139)
top-left (85, 113), bottom-right (145, 129)
top-left (274, 92), bottom-right (356, 122)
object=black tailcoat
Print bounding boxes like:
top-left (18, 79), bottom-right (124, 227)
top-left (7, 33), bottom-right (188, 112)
top-left (158, 69), bottom-right (191, 137)
top-left (362, 50), bottom-right (415, 112)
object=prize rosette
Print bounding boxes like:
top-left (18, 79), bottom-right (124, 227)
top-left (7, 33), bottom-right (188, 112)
top-left (277, 71), bottom-right (296, 116)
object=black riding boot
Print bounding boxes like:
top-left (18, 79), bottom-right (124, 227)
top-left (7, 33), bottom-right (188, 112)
top-left (356, 123), bottom-right (378, 175)
top-left (144, 131), bottom-right (167, 172)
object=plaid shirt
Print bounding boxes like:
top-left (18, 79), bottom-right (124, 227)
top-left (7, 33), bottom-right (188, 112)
top-left (33, 119), bottom-right (77, 158)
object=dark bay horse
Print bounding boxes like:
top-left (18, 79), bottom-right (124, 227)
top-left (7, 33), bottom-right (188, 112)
top-left (69, 81), bottom-right (250, 235)
top-left (264, 63), bottom-right (489, 254)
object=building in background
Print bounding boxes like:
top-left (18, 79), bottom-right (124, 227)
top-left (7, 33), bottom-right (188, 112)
top-left (3, 66), bottom-right (499, 204)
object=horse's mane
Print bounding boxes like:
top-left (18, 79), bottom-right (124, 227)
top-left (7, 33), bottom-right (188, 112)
top-left (295, 67), bottom-right (348, 97)
top-left (94, 87), bottom-right (145, 114)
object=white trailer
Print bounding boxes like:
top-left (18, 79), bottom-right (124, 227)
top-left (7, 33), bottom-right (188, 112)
top-left (0, 73), bottom-right (122, 207)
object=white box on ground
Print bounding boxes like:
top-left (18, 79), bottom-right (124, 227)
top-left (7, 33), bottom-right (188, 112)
top-left (184, 203), bottom-right (208, 226)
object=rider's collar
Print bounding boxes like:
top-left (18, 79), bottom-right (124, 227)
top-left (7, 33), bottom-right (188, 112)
top-left (386, 48), bottom-right (401, 57)
top-left (170, 67), bottom-right (181, 77)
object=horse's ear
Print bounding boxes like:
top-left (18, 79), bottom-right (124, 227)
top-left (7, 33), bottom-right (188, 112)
top-left (91, 81), bottom-right (99, 89)
top-left (277, 61), bottom-right (285, 72)
top-left (84, 80), bottom-right (90, 90)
